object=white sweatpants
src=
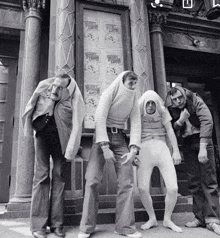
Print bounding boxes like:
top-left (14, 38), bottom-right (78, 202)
top-left (137, 139), bottom-right (178, 221)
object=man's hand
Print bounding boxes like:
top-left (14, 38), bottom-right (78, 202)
top-left (102, 147), bottom-right (116, 163)
top-left (121, 150), bottom-right (136, 165)
top-left (172, 151), bottom-right (181, 165)
top-left (178, 108), bottom-right (190, 125)
top-left (198, 143), bottom-right (208, 163)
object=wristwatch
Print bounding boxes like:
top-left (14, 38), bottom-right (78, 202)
top-left (100, 141), bottom-right (109, 149)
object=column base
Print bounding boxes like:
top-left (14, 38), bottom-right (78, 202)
top-left (2, 196), bottom-right (32, 219)
top-left (9, 196), bottom-right (32, 203)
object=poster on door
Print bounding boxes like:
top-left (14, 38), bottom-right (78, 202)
top-left (83, 9), bottom-right (124, 129)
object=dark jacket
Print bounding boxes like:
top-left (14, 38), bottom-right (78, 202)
top-left (166, 88), bottom-right (213, 140)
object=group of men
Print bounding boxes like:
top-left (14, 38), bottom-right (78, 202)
top-left (22, 72), bottom-right (220, 238)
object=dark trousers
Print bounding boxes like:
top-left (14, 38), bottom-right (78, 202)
top-left (80, 132), bottom-right (136, 235)
top-left (182, 134), bottom-right (220, 224)
top-left (30, 132), bottom-right (65, 232)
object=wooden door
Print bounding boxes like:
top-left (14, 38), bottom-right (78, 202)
top-left (0, 57), bottom-right (17, 202)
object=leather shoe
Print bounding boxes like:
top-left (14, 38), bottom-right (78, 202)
top-left (50, 227), bottom-right (65, 237)
top-left (32, 230), bottom-right (46, 238)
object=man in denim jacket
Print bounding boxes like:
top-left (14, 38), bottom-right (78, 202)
top-left (23, 74), bottom-right (85, 238)
top-left (166, 86), bottom-right (220, 236)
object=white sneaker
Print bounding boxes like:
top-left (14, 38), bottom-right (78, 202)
top-left (126, 231), bottom-right (142, 238)
top-left (115, 231), bottom-right (142, 238)
top-left (78, 231), bottom-right (90, 238)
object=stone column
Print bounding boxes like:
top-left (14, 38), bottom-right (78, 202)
top-left (127, 0), bottom-right (154, 197)
top-left (8, 0), bottom-right (45, 209)
top-left (148, 10), bottom-right (169, 195)
top-left (149, 10), bottom-right (168, 100)
top-left (55, 0), bottom-right (82, 199)
top-left (128, 0), bottom-right (154, 98)
top-left (56, 0), bottom-right (75, 77)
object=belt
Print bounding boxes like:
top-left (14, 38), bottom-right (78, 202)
top-left (142, 134), bottom-right (166, 141)
top-left (107, 127), bottom-right (123, 134)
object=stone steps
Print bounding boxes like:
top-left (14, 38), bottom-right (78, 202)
top-left (63, 195), bottom-right (192, 226)
top-left (1, 195), bottom-right (192, 224)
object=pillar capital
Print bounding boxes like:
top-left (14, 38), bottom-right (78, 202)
top-left (148, 10), bottom-right (168, 26)
top-left (148, 10), bottom-right (168, 100)
top-left (23, 0), bottom-right (45, 12)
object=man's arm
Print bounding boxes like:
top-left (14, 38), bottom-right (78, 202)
top-left (194, 95), bottom-right (213, 143)
top-left (121, 97), bottom-right (141, 165)
top-left (194, 95), bottom-right (212, 163)
top-left (164, 121), bottom-right (181, 165)
top-left (65, 85), bottom-right (85, 160)
top-left (128, 96), bottom-right (141, 149)
top-left (95, 92), bottom-right (116, 162)
top-left (173, 108), bottom-right (190, 129)
top-left (22, 91), bottom-right (39, 137)
top-left (95, 91), bottom-right (112, 143)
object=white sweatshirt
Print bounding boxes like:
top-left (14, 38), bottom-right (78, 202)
top-left (95, 71), bottom-right (141, 147)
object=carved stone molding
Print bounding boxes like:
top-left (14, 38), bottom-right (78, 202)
top-left (149, 10), bottom-right (168, 25)
top-left (0, 8), bottom-right (24, 30)
top-left (56, 0), bottom-right (75, 76)
top-left (23, 0), bottom-right (45, 12)
top-left (128, 0), bottom-right (154, 95)
top-left (163, 31), bottom-right (220, 54)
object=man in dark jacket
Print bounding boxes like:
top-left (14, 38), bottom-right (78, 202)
top-left (23, 74), bottom-right (85, 238)
top-left (166, 86), bottom-right (220, 236)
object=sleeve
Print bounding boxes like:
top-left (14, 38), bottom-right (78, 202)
top-left (167, 106), bottom-right (184, 130)
top-left (22, 91), bottom-right (39, 137)
top-left (129, 96), bottom-right (141, 148)
top-left (162, 108), bottom-right (172, 126)
top-left (94, 90), bottom-right (113, 143)
top-left (194, 95), bottom-right (213, 139)
top-left (65, 86), bottom-right (85, 160)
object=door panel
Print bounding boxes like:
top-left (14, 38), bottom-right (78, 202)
top-left (0, 58), bottom-right (17, 202)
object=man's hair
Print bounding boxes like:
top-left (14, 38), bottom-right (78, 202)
top-left (122, 71), bottom-right (138, 83)
top-left (169, 87), bottom-right (179, 96)
top-left (56, 73), bottom-right (71, 87)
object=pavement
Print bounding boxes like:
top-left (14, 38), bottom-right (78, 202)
top-left (0, 212), bottom-right (220, 238)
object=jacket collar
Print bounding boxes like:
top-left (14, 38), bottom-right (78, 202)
top-left (67, 76), bottom-right (76, 95)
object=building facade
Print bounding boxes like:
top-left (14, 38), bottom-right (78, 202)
top-left (0, 0), bottom-right (220, 221)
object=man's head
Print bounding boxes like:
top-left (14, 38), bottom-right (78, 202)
top-left (50, 74), bottom-right (71, 101)
top-left (146, 100), bottom-right (156, 114)
top-left (169, 87), bottom-right (186, 109)
top-left (122, 71), bottom-right (138, 90)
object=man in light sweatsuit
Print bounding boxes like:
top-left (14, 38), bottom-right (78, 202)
top-left (78, 71), bottom-right (142, 238)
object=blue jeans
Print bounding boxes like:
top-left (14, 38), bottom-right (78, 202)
top-left (79, 132), bottom-right (136, 234)
top-left (30, 132), bottom-right (65, 231)
top-left (182, 134), bottom-right (220, 224)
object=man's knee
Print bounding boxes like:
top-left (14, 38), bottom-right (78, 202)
top-left (167, 186), bottom-right (178, 196)
top-left (85, 173), bottom-right (101, 189)
top-left (138, 183), bottom-right (149, 194)
top-left (33, 172), bottom-right (50, 186)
